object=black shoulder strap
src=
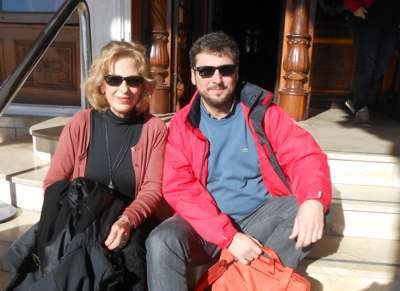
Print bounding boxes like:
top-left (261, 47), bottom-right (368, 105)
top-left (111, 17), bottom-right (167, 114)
top-left (249, 93), bottom-right (292, 193)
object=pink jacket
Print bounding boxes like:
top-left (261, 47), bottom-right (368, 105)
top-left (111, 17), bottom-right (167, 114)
top-left (162, 84), bottom-right (332, 249)
top-left (44, 109), bottom-right (167, 228)
top-left (344, 0), bottom-right (375, 12)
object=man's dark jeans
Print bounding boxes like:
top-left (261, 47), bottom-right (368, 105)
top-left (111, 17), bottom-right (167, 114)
top-left (146, 196), bottom-right (311, 291)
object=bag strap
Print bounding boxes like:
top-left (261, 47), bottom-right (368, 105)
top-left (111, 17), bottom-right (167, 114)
top-left (278, 267), bottom-right (295, 291)
top-left (261, 246), bottom-right (282, 263)
top-left (248, 91), bottom-right (292, 194)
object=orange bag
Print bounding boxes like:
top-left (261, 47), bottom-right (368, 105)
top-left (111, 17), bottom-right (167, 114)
top-left (195, 246), bottom-right (311, 291)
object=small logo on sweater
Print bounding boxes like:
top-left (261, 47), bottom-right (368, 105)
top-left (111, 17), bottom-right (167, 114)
top-left (240, 147), bottom-right (249, 153)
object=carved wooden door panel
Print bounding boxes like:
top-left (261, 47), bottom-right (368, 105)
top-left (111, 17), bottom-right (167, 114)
top-left (0, 0), bottom-right (80, 106)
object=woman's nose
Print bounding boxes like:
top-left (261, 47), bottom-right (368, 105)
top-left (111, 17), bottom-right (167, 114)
top-left (119, 80), bottom-right (128, 92)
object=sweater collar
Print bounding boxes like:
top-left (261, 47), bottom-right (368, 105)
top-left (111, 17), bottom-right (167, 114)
top-left (105, 109), bottom-right (142, 125)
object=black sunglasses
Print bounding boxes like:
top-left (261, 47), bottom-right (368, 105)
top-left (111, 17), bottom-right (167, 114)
top-left (104, 75), bottom-right (144, 87)
top-left (193, 64), bottom-right (237, 78)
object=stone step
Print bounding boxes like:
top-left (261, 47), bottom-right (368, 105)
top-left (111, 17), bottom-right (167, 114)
top-left (326, 184), bottom-right (400, 240)
top-left (0, 115), bottom-right (48, 144)
top-left (0, 138), bottom-right (48, 211)
top-left (300, 235), bottom-right (400, 291)
top-left (333, 183), bottom-right (400, 203)
top-left (11, 166), bottom-right (48, 211)
top-left (327, 151), bottom-right (400, 187)
top-left (0, 208), bottom-right (40, 258)
top-left (0, 208), bottom-right (40, 289)
top-left (30, 116), bottom-right (70, 162)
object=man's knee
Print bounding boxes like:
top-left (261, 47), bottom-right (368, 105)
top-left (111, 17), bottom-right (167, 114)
top-left (146, 217), bottom-right (189, 259)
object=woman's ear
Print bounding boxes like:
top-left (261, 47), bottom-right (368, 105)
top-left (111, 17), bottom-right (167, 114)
top-left (100, 81), bottom-right (106, 94)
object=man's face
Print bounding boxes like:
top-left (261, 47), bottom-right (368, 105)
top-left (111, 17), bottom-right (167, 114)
top-left (191, 52), bottom-right (238, 111)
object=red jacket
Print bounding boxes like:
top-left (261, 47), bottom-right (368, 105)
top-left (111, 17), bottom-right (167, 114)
top-left (162, 83), bottom-right (332, 249)
top-left (344, 0), bottom-right (374, 12)
top-left (44, 109), bottom-right (167, 228)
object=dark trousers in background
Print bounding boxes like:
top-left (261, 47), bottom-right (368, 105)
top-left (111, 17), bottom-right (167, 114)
top-left (349, 15), bottom-right (399, 111)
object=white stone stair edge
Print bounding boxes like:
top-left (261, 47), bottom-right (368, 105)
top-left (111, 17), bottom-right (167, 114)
top-left (298, 235), bottom-right (400, 291)
top-left (300, 259), bottom-right (400, 291)
top-left (32, 136), bottom-right (52, 162)
top-left (333, 183), bottom-right (400, 203)
top-left (327, 151), bottom-right (400, 163)
top-left (0, 179), bottom-right (43, 212)
top-left (325, 203), bottom-right (400, 240)
top-left (328, 158), bottom-right (400, 187)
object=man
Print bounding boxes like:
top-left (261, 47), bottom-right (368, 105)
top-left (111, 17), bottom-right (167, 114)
top-left (146, 31), bottom-right (331, 291)
top-left (344, 0), bottom-right (400, 124)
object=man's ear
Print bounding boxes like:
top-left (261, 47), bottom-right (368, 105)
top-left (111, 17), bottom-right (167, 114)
top-left (100, 82), bottom-right (106, 94)
top-left (191, 69), bottom-right (196, 86)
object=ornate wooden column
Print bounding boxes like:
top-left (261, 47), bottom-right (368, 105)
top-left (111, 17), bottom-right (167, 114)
top-left (149, 0), bottom-right (170, 113)
top-left (278, 0), bottom-right (314, 120)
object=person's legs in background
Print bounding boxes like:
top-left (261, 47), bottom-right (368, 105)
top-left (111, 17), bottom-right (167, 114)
top-left (368, 27), bottom-right (399, 110)
top-left (347, 16), bottom-right (381, 124)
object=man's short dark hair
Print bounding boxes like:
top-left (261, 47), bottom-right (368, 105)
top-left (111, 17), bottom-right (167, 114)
top-left (189, 31), bottom-right (240, 68)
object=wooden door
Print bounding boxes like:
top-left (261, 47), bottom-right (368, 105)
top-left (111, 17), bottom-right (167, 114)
top-left (0, 0), bottom-right (80, 106)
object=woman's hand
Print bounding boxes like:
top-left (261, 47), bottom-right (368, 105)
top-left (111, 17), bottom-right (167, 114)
top-left (105, 215), bottom-right (132, 250)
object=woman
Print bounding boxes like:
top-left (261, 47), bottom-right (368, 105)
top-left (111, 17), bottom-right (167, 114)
top-left (43, 40), bottom-right (167, 289)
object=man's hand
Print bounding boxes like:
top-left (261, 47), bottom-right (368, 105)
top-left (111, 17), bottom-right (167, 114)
top-left (105, 215), bottom-right (131, 250)
top-left (289, 200), bottom-right (324, 249)
top-left (227, 233), bottom-right (262, 265)
top-left (353, 6), bottom-right (367, 19)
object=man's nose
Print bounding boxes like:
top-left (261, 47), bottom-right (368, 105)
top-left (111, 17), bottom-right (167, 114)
top-left (210, 69), bottom-right (223, 82)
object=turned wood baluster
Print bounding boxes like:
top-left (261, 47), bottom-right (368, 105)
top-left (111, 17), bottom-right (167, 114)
top-left (149, 0), bottom-right (170, 114)
top-left (279, 0), bottom-right (312, 121)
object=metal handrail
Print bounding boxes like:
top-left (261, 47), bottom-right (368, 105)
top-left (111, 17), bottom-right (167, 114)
top-left (0, 0), bottom-right (92, 116)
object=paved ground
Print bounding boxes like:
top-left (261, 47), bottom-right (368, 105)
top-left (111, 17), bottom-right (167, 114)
top-left (301, 108), bottom-right (400, 156)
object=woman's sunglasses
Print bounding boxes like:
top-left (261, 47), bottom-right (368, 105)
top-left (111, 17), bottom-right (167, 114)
top-left (104, 75), bottom-right (144, 87)
top-left (193, 64), bottom-right (237, 78)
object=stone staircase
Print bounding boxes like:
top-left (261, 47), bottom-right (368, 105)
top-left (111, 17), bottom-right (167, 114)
top-left (0, 109), bottom-right (400, 290)
top-left (299, 152), bottom-right (400, 290)
top-left (297, 109), bottom-right (400, 290)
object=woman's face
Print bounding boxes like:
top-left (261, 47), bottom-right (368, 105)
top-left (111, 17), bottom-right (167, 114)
top-left (102, 57), bottom-right (144, 118)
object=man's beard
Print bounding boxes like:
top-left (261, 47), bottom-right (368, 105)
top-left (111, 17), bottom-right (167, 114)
top-left (199, 86), bottom-right (234, 111)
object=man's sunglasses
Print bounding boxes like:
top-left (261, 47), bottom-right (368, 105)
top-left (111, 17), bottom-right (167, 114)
top-left (104, 75), bottom-right (144, 87)
top-left (193, 64), bottom-right (237, 78)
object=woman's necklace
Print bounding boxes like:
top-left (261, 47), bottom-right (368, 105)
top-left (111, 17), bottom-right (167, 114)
top-left (104, 119), bottom-right (134, 190)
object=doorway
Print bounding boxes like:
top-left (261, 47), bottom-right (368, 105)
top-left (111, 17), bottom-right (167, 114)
top-left (0, 0), bottom-right (81, 107)
top-left (208, 0), bottom-right (284, 92)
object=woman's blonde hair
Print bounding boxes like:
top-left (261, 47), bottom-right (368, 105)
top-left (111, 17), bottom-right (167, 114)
top-left (84, 40), bottom-right (153, 114)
